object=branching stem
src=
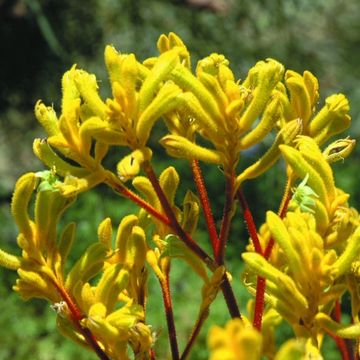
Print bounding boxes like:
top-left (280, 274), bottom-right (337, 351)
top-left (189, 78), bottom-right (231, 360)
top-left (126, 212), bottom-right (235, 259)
top-left (52, 281), bottom-right (109, 360)
top-left (191, 160), bottom-right (241, 319)
top-left (142, 162), bottom-right (217, 271)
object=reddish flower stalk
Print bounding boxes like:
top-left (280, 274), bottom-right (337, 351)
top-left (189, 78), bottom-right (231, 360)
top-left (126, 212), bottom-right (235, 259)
top-left (150, 348), bottom-right (156, 360)
top-left (324, 329), bottom-right (351, 360)
top-left (221, 274), bottom-right (241, 318)
top-left (237, 178), bottom-right (292, 331)
top-left (180, 309), bottom-right (209, 360)
top-left (142, 162), bottom-right (218, 272)
top-left (52, 281), bottom-right (109, 360)
top-left (191, 160), bottom-right (240, 318)
top-left (105, 173), bottom-right (171, 227)
top-left (330, 300), bottom-right (352, 360)
top-left (216, 173), bottom-right (235, 264)
top-left (252, 276), bottom-right (266, 331)
top-left (191, 159), bottom-right (219, 253)
top-left (237, 187), bottom-right (265, 329)
top-left (191, 160), bottom-right (241, 320)
top-left (160, 274), bottom-right (180, 360)
top-left (144, 161), bottom-right (240, 319)
top-left (334, 299), bottom-right (342, 322)
top-left (236, 188), bottom-right (263, 255)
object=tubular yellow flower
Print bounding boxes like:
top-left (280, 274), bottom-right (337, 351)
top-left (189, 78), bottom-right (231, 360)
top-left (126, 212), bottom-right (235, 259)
top-left (323, 137), bottom-right (356, 163)
top-left (208, 318), bottom-right (262, 360)
top-left (281, 69), bottom-right (351, 145)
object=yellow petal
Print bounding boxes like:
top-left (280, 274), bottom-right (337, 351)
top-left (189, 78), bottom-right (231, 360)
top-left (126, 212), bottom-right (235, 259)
top-left (11, 172), bottom-right (37, 241)
top-left (116, 148), bottom-right (152, 182)
top-left (266, 211), bottom-right (303, 276)
top-left (235, 118), bottom-right (301, 187)
top-left (309, 94), bottom-right (351, 144)
top-left (115, 215), bottom-right (139, 263)
top-left (98, 218), bottom-right (113, 249)
top-left (279, 145), bottom-right (329, 209)
top-left (0, 248), bottom-right (21, 270)
top-left (35, 101), bottom-right (60, 136)
top-left (171, 65), bottom-right (223, 125)
top-left (240, 59), bottom-right (284, 132)
top-left (238, 96), bottom-right (282, 149)
top-left (138, 48), bottom-right (181, 112)
top-left (333, 226), bottom-right (360, 278)
top-left (74, 70), bottom-right (107, 119)
top-left (159, 166), bottom-right (179, 206)
top-left (136, 82), bottom-right (182, 145)
top-left (160, 135), bottom-right (222, 164)
top-left (285, 70), bottom-right (312, 125)
top-left (33, 139), bottom-right (88, 178)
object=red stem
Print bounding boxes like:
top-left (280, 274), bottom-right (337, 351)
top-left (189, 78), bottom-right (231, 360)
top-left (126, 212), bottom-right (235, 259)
top-left (216, 174), bottom-right (235, 264)
top-left (150, 348), bottom-right (156, 360)
top-left (144, 162), bottom-right (240, 319)
top-left (105, 173), bottom-right (171, 227)
top-left (236, 188), bottom-right (263, 255)
top-left (191, 161), bottom-right (241, 318)
top-left (330, 300), bottom-right (352, 360)
top-left (325, 329), bottom-right (351, 360)
top-left (252, 276), bottom-right (266, 331)
top-left (142, 162), bottom-right (217, 271)
top-left (237, 187), bottom-right (265, 329)
top-left (180, 310), bottom-right (208, 360)
top-left (334, 299), bottom-right (342, 322)
top-left (237, 183), bottom-right (291, 331)
top-left (160, 274), bottom-right (179, 360)
top-left (221, 273), bottom-right (241, 318)
top-left (52, 282), bottom-right (109, 360)
top-left (191, 160), bottom-right (219, 254)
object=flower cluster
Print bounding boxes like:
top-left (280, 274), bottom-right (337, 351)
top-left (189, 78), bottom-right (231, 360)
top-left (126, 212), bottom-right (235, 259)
top-left (1, 32), bottom-right (358, 359)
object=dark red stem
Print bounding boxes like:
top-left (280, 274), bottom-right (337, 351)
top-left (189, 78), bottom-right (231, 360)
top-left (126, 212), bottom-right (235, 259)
top-left (160, 275), bottom-right (179, 360)
top-left (221, 273), bottom-right (241, 318)
top-left (180, 310), bottom-right (208, 360)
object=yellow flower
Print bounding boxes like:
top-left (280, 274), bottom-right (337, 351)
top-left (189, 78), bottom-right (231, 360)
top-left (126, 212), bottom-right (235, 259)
top-left (281, 69), bottom-right (351, 145)
top-left (162, 53), bottom-right (289, 179)
top-left (208, 318), bottom-right (262, 360)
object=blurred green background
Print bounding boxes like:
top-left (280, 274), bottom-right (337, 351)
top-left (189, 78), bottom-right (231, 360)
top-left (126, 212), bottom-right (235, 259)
top-left (1, 0), bottom-right (360, 359)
